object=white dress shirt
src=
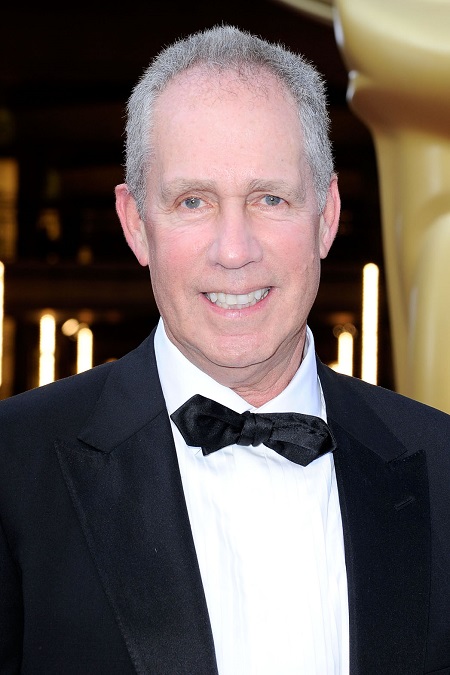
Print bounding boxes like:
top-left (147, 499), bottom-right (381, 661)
top-left (154, 319), bottom-right (349, 674)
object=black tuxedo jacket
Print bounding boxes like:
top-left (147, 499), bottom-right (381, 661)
top-left (1, 332), bottom-right (450, 674)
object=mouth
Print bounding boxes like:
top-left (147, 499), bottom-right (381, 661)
top-left (204, 288), bottom-right (270, 310)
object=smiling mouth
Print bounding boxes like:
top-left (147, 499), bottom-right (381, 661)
top-left (204, 288), bottom-right (270, 310)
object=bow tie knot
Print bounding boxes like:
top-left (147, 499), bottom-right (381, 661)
top-left (170, 394), bottom-right (336, 467)
top-left (239, 411), bottom-right (273, 447)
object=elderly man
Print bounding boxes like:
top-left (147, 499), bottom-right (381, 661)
top-left (1, 25), bottom-right (450, 675)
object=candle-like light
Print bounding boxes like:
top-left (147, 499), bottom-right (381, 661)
top-left (337, 329), bottom-right (354, 376)
top-left (39, 313), bottom-right (56, 386)
top-left (77, 325), bottom-right (93, 373)
top-left (361, 263), bottom-right (379, 384)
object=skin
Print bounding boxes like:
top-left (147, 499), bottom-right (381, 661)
top-left (116, 67), bottom-right (340, 407)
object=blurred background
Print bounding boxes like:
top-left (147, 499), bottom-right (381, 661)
top-left (0, 0), bottom-right (390, 398)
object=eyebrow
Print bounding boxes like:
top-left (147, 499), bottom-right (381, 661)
top-left (246, 179), bottom-right (307, 202)
top-left (159, 179), bottom-right (217, 204)
top-left (159, 177), bottom-right (307, 204)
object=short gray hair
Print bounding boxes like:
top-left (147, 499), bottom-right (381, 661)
top-left (125, 24), bottom-right (334, 216)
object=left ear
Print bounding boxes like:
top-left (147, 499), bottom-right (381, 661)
top-left (319, 175), bottom-right (340, 259)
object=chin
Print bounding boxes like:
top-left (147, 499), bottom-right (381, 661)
top-left (203, 342), bottom-right (273, 371)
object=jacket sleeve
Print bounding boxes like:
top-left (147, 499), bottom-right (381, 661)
top-left (0, 514), bottom-right (23, 673)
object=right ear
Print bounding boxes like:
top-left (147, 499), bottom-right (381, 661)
top-left (115, 183), bottom-right (149, 266)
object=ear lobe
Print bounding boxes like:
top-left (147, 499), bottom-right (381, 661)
top-left (319, 175), bottom-right (341, 259)
top-left (115, 183), bottom-right (149, 266)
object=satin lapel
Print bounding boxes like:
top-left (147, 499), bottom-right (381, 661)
top-left (318, 362), bottom-right (431, 675)
top-left (56, 335), bottom-right (218, 675)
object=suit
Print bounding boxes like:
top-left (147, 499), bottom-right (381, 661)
top-left (1, 330), bottom-right (449, 674)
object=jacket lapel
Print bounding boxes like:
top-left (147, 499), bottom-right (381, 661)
top-left (318, 361), bottom-right (431, 675)
top-left (56, 335), bottom-right (218, 675)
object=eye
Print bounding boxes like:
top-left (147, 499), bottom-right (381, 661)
top-left (182, 197), bottom-right (204, 209)
top-left (262, 194), bottom-right (283, 206)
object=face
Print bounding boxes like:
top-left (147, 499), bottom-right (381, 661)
top-left (116, 68), bottom-right (340, 402)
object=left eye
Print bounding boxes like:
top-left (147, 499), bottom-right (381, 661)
top-left (182, 197), bottom-right (203, 209)
top-left (262, 195), bottom-right (283, 206)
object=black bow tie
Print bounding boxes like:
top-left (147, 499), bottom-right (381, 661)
top-left (170, 394), bottom-right (336, 467)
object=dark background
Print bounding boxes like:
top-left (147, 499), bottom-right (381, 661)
top-left (0, 1), bottom-right (391, 395)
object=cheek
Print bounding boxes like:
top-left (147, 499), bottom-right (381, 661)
top-left (279, 237), bottom-right (322, 306)
top-left (278, 232), bottom-right (319, 275)
top-left (147, 231), bottom-right (201, 303)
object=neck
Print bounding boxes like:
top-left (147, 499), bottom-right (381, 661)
top-left (174, 331), bottom-right (307, 408)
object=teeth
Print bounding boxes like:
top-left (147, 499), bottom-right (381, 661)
top-left (205, 288), bottom-right (270, 309)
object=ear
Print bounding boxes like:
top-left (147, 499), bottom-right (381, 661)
top-left (115, 183), bottom-right (149, 266)
top-left (319, 175), bottom-right (341, 259)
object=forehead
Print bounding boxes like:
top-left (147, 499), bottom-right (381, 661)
top-left (153, 65), bottom-right (299, 129)
top-left (146, 66), bottom-right (310, 198)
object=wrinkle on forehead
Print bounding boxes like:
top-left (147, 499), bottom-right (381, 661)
top-left (156, 64), bottom-right (297, 113)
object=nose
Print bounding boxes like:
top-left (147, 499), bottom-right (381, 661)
top-left (208, 204), bottom-right (263, 269)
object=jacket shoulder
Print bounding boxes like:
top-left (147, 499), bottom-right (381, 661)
top-left (0, 334), bottom-right (156, 442)
top-left (317, 359), bottom-right (450, 447)
top-left (0, 360), bottom-right (113, 441)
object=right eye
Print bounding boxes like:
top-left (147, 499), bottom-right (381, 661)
top-left (182, 197), bottom-right (204, 209)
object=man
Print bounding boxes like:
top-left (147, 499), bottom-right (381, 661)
top-left (0, 25), bottom-right (449, 675)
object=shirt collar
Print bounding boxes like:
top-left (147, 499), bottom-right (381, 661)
top-left (154, 318), bottom-right (324, 419)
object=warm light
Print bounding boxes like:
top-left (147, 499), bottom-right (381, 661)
top-left (337, 330), bottom-right (354, 376)
top-left (39, 313), bottom-right (56, 386)
top-left (77, 325), bottom-right (93, 373)
top-left (61, 318), bottom-right (80, 337)
top-left (0, 159), bottom-right (19, 260)
top-left (0, 262), bottom-right (4, 386)
top-left (330, 328), bottom-right (354, 375)
top-left (362, 263), bottom-right (379, 384)
top-left (330, 323), bottom-right (355, 375)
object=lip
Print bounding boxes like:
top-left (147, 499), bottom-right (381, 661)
top-left (203, 287), bottom-right (271, 311)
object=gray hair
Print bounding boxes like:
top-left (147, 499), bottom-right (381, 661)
top-left (125, 24), bottom-right (334, 216)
